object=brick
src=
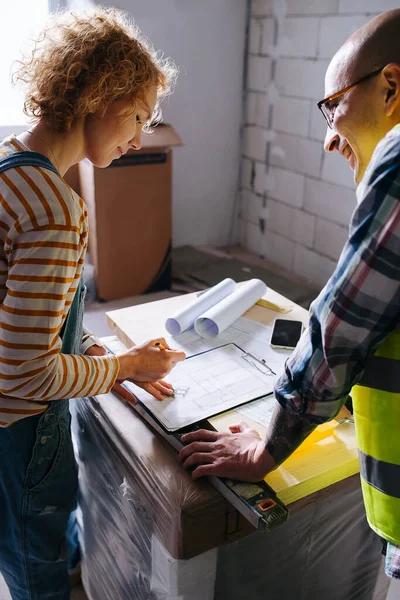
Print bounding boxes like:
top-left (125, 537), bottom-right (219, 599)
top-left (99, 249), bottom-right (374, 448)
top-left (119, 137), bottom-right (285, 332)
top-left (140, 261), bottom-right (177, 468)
top-left (266, 166), bottom-right (305, 208)
top-left (318, 16), bottom-right (370, 59)
top-left (279, 17), bottom-right (319, 58)
top-left (293, 245), bottom-right (336, 288)
top-left (240, 219), bottom-right (264, 255)
top-left (246, 92), bottom-right (258, 124)
top-left (275, 58), bottom-right (329, 100)
top-left (243, 126), bottom-right (266, 161)
top-left (260, 229), bottom-right (295, 272)
top-left (249, 18), bottom-right (262, 55)
top-left (272, 95), bottom-right (311, 137)
top-left (286, 0), bottom-right (339, 15)
top-left (304, 177), bottom-right (356, 226)
top-left (254, 161), bottom-right (267, 195)
top-left (247, 55), bottom-right (272, 92)
top-left (255, 93), bottom-right (270, 128)
top-left (252, 0), bottom-right (274, 17)
top-left (270, 132), bottom-right (323, 177)
top-left (339, 1), bottom-right (397, 14)
top-left (241, 157), bottom-right (253, 190)
top-left (240, 190), bottom-right (263, 224)
top-left (321, 150), bottom-right (356, 189)
top-left (309, 102), bottom-right (327, 141)
top-left (314, 218), bottom-right (348, 260)
top-left (267, 200), bottom-right (315, 247)
top-left (260, 18), bottom-right (275, 55)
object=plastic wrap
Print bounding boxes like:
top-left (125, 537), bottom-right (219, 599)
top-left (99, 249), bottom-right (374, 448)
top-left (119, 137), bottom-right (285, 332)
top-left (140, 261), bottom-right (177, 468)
top-left (71, 392), bottom-right (390, 600)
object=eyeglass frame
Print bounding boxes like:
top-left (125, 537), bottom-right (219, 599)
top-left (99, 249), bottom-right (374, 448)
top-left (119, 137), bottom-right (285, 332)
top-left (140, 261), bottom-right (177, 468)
top-left (317, 66), bottom-right (385, 129)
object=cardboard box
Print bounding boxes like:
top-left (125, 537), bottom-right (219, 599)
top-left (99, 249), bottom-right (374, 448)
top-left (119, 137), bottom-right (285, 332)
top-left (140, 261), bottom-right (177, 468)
top-left (79, 124), bottom-right (182, 301)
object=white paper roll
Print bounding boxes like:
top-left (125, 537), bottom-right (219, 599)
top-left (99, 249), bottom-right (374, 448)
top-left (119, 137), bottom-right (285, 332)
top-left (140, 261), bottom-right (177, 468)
top-left (165, 278), bottom-right (236, 336)
top-left (194, 279), bottom-right (267, 338)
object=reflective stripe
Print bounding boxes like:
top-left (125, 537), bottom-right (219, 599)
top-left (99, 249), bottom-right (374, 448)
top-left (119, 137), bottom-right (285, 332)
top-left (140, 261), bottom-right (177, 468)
top-left (358, 355), bottom-right (400, 393)
top-left (359, 450), bottom-right (400, 499)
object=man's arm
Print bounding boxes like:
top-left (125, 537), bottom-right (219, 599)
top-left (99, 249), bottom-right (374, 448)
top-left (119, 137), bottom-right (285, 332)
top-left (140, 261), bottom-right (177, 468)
top-left (265, 403), bottom-right (317, 466)
top-left (180, 133), bottom-right (400, 480)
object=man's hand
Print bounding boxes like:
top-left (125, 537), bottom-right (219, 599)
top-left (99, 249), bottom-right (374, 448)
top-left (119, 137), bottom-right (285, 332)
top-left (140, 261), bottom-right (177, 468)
top-left (117, 338), bottom-right (186, 382)
top-left (179, 422), bottom-right (276, 482)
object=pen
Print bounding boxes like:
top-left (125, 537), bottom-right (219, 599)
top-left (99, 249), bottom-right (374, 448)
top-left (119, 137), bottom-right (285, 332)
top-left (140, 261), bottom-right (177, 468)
top-left (155, 342), bottom-right (167, 350)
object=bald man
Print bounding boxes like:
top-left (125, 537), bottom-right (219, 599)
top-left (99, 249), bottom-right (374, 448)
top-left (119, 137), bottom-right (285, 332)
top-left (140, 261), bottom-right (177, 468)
top-left (179, 9), bottom-right (400, 578)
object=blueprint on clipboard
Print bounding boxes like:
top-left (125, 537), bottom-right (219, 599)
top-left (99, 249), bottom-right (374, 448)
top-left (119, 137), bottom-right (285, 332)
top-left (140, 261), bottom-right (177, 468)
top-left (126, 343), bottom-right (277, 431)
top-left (124, 317), bottom-right (293, 432)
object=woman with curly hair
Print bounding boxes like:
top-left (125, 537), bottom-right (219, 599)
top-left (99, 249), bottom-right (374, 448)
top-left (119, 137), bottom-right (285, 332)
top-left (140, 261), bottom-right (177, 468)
top-left (0, 7), bottom-right (184, 599)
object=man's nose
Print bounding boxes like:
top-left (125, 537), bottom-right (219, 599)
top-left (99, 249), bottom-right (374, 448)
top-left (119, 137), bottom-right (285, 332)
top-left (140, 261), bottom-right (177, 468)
top-left (324, 127), bottom-right (340, 153)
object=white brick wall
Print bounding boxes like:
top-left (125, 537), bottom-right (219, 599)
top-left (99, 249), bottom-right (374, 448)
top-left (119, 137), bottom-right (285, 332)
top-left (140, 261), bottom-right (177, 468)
top-left (280, 17), bottom-right (319, 58)
top-left (243, 126), bottom-right (266, 161)
top-left (261, 229), bottom-right (295, 272)
top-left (270, 132), bottom-right (322, 177)
top-left (271, 96), bottom-right (311, 137)
top-left (251, 0), bottom-right (273, 17)
top-left (286, 0), bottom-right (339, 15)
top-left (247, 55), bottom-right (272, 92)
top-left (314, 218), bottom-right (348, 260)
top-left (293, 245), bottom-right (337, 288)
top-left (318, 16), bottom-right (370, 59)
top-left (238, 1), bottom-right (387, 289)
top-left (276, 58), bottom-right (328, 100)
top-left (240, 190), bottom-right (262, 225)
top-left (267, 200), bottom-right (316, 247)
top-left (338, 0), bottom-right (400, 13)
top-left (266, 166), bottom-right (305, 208)
top-left (304, 177), bottom-right (355, 226)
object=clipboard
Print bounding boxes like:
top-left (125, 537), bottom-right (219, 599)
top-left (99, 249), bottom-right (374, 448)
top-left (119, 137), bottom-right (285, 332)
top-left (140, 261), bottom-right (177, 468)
top-left (125, 343), bottom-right (277, 433)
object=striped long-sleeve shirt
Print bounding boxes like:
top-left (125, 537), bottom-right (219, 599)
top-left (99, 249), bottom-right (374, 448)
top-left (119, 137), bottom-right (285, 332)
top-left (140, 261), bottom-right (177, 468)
top-left (0, 135), bottom-right (119, 427)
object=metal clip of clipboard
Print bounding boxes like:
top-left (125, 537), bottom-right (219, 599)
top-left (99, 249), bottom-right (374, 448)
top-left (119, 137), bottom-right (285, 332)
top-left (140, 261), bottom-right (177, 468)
top-left (105, 341), bottom-right (288, 532)
top-left (240, 351), bottom-right (276, 377)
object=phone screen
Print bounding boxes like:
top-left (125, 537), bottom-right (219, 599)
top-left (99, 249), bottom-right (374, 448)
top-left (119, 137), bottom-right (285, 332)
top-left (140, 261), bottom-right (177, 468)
top-left (270, 319), bottom-right (303, 349)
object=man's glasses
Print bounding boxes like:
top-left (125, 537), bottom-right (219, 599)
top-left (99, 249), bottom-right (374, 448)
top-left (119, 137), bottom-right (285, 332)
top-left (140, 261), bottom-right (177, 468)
top-left (317, 67), bottom-right (384, 129)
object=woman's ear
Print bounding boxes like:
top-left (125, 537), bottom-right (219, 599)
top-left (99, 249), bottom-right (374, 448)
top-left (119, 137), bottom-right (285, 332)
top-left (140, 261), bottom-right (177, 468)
top-left (382, 63), bottom-right (400, 117)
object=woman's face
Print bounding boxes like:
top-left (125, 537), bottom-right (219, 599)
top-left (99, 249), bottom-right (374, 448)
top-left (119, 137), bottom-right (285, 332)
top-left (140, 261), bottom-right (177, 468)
top-left (83, 86), bottom-right (158, 167)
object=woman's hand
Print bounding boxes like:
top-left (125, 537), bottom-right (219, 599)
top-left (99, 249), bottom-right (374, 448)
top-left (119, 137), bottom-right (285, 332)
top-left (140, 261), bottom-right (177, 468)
top-left (84, 343), bottom-right (139, 405)
top-left (117, 338), bottom-right (186, 382)
top-left (84, 340), bottom-right (183, 403)
top-left (131, 379), bottom-right (174, 402)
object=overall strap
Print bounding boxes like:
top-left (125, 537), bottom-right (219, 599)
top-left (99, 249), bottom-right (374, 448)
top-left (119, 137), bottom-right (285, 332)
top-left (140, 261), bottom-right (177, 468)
top-left (0, 151), bottom-right (60, 176)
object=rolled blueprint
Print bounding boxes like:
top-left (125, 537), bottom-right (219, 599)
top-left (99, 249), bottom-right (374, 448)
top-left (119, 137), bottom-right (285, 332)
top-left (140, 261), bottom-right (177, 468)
top-left (165, 278), bottom-right (236, 335)
top-left (194, 278), bottom-right (267, 338)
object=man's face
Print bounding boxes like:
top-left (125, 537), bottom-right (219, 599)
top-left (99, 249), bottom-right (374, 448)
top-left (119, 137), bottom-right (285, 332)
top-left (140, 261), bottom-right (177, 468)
top-left (83, 85), bottom-right (158, 168)
top-left (323, 53), bottom-right (384, 184)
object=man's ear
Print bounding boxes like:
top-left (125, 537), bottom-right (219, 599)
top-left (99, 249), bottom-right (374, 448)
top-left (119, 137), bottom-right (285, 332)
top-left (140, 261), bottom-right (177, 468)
top-left (382, 63), bottom-right (400, 117)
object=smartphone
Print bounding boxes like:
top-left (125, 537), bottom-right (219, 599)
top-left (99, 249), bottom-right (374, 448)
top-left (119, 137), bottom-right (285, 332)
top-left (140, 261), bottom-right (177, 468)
top-left (270, 319), bottom-right (303, 350)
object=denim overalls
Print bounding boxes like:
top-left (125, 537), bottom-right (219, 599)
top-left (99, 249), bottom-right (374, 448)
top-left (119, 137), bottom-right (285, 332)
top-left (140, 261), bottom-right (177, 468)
top-left (0, 152), bottom-right (86, 599)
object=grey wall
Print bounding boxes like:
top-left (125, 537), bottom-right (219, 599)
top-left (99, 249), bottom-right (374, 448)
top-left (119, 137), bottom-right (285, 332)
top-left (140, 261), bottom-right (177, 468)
top-left (106, 0), bottom-right (247, 247)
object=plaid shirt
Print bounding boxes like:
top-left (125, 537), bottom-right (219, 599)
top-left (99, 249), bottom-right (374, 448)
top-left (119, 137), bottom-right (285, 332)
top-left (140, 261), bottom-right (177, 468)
top-left (274, 124), bottom-right (400, 578)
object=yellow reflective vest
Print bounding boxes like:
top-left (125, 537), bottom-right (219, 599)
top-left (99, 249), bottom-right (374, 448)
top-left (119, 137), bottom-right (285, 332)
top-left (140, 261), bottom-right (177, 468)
top-left (352, 331), bottom-right (400, 545)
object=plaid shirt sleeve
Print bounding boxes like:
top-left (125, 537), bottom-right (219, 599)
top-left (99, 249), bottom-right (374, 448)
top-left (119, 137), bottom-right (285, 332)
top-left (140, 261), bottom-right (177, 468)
top-left (386, 542), bottom-right (400, 579)
top-left (274, 125), bottom-right (400, 425)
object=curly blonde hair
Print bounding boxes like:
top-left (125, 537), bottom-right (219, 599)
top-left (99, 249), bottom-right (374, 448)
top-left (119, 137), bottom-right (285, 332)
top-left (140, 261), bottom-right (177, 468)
top-left (13, 7), bottom-right (178, 132)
